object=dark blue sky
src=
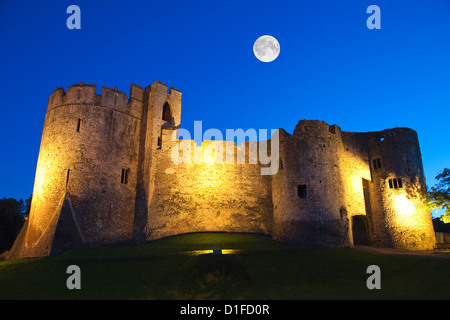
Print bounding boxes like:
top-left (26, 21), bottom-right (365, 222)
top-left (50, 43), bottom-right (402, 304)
top-left (0, 1), bottom-right (449, 217)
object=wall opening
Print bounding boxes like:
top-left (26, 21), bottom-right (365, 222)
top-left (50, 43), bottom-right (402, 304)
top-left (121, 168), bottom-right (129, 185)
top-left (162, 101), bottom-right (172, 122)
top-left (388, 178), bottom-right (403, 189)
top-left (362, 178), bottom-right (372, 216)
top-left (352, 215), bottom-right (371, 245)
top-left (157, 131), bottom-right (162, 149)
top-left (297, 184), bottom-right (307, 198)
top-left (340, 206), bottom-right (348, 220)
top-left (76, 118), bottom-right (81, 132)
top-left (66, 169), bottom-right (71, 188)
top-left (329, 125), bottom-right (336, 134)
top-left (372, 158), bottom-right (381, 169)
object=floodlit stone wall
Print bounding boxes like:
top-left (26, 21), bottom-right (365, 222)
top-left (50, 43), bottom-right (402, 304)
top-left (366, 128), bottom-right (436, 250)
top-left (6, 81), bottom-right (436, 260)
top-left (146, 137), bottom-right (273, 240)
top-left (272, 121), bottom-right (350, 247)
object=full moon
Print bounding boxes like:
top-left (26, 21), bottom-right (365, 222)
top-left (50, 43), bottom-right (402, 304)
top-left (253, 35), bottom-right (280, 62)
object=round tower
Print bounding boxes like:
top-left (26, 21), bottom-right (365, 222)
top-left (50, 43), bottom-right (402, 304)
top-left (272, 121), bottom-right (350, 247)
top-left (8, 83), bottom-right (144, 258)
top-left (368, 128), bottom-right (435, 250)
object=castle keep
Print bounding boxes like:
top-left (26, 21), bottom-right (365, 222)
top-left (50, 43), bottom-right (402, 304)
top-left (7, 81), bottom-right (436, 259)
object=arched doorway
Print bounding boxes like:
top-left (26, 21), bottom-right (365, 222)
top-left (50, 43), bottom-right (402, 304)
top-left (352, 215), bottom-right (371, 245)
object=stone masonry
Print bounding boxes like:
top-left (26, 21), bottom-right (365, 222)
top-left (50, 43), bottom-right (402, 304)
top-left (7, 81), bottom-right (436, 259)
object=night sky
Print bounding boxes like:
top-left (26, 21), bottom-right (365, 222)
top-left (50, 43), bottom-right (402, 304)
top-left (0, 1), bottom-right (449, 218)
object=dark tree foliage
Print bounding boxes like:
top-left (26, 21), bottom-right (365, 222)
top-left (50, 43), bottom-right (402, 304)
top-left (0, 195), bottom-right (31, 254)
top-left (428, 168), bottom-right (450, 223)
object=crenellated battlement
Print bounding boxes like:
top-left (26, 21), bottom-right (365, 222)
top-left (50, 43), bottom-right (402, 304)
top-left (47, 82), bottom-right (148, 119)
top-left (6, 79), bottom-right (436, 261)
top-left (150, 80), bottom-right (181, 97)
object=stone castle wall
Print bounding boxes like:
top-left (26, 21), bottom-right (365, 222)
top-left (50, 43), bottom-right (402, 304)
top-left (366, 128), bottom-right (435, 250)
top-left (146, 136), bottom-right (273, 240)
top-left (8, 83), bottom-right (145, 259)
top-left (6, 81), bottom-right (437, 260)
top-left (272, 121), bottom-right (350, 247)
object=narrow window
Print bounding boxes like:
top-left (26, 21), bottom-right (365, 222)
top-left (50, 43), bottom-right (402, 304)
top-left (76, 118), bottom-right (81, 132)
top-left (372, 158), bottom-right (381, 169)
top-left (78, 89), bottom-right (80, 99)
top-left (66, 169), bottom-right (71, 187)
top-left (297, 184), bottom-right (307, 198)
top-left (162, 101), bottom-right (172, 122)
top-left (121, 168), bottom-right (129, 185)
top-left (157, 136), bottom-right (162, 149)
top-left (340, 207), bottom-right (347, 220)
top-left (389, 178), bottom-right (404, 189)
top-left (279, 158), bottom-right (283, 170)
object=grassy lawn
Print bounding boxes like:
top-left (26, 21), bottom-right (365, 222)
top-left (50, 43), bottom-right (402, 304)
top-left (0, 232), bottom-right (449, 299)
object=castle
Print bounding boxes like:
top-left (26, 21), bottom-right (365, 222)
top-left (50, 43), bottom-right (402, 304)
top-left (7, 81), bottom-right (436, 259)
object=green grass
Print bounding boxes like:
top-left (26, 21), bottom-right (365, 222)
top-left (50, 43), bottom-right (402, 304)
top-left (0, 232), bottom-right (449, 299)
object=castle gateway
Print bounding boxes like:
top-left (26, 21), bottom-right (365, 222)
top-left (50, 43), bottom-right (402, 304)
top-left (7, 81), bottom-right (436, 259)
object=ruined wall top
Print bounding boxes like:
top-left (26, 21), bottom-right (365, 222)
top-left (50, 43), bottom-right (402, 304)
top-left (46, 81), bottom-right (181, 120)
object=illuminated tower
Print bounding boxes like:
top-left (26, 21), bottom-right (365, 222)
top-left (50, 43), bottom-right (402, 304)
top-left (272, 121), bottom-right (351, 247)
top-left (367, 128), bottom-right (436, 250)
top-left (7, 81), bottom-right (183, 259)
top-left (8, 83), bottom-right (144, 258)
top-left (133, 81), bottom-right (182, 242)
top-left (272, 122), bottom-right (435, 250)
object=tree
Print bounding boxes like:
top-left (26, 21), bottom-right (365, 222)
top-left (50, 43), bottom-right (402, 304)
top-left (0, 197), bottom-right (28, 254)
top-left (428, 168), bottom-right (450, 223)
top-left (24, 194), bottom-right (32, 217)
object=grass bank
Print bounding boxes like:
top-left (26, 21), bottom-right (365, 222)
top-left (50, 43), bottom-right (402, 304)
top-left (0, 233), bottom-right (448, 299)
